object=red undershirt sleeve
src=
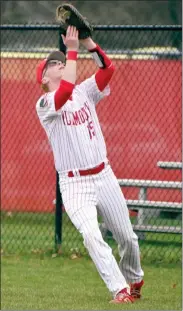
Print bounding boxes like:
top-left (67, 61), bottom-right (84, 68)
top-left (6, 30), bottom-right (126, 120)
top-left (95, 65), bottom-right (115, 92)
top-left (54, 80), bottom-right (74, 111)
top-left (89, 44), bottom-right (115, 92)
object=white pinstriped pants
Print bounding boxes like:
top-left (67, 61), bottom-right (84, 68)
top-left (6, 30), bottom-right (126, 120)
top-left (59, 164), bottom-right (144, 297)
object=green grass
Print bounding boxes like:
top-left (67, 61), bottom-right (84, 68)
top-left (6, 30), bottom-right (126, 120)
top-left (1, 255), bottom-right (182, 310)
top-left (1, 211), bottom-right (182, 264)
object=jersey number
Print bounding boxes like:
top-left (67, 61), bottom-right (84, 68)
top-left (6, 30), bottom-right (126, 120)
top-left (87, 121), bottom-right (96, 140)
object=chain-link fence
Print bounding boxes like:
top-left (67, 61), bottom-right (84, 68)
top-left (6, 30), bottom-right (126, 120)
top-left (1, 25), bottom-right (182, 263)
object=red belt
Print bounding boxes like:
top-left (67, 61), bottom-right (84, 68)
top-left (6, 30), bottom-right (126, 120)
top-left (68, 162), bottom-right (105, 177)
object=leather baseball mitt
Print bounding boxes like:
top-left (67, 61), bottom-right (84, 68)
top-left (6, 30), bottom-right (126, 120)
top-left (56, 3), bottom-right (93, 39)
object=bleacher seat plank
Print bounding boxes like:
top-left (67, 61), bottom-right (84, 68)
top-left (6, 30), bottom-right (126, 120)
top-left (133, 224), bottom-right (182, 234)
top-left (126, 199), bottom-right (182, 211)
top-left (118, 179), bottom-right (182, 189)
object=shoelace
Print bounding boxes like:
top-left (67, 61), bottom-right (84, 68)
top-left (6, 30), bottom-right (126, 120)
top-left (131, 288), bottom-right (141, 297)
top-left (116, 292), bottom-right (133, 302)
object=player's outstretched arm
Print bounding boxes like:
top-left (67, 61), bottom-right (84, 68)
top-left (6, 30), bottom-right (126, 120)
top-left (54, 26), bottom-right (79, 111)
top-left (80, 37), bottom-right (115, 91)
top-left (61, 26), bottom-right (79, 84)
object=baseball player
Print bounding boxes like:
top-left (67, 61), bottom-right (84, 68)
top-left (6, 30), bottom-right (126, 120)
top-left (36, 26), bottom-right (144, 304)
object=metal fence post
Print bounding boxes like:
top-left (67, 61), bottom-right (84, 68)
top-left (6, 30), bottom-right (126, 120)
top-left (54, 171), bottom-right (63, 253)
top-left (136, 187), bottom-right (147, 240)
top-left (137, 187), bottom-right (147, 226)
top-left (54, 28), bottom-right (66, 253)
top-left (58, 27), bottom-right (66, 54)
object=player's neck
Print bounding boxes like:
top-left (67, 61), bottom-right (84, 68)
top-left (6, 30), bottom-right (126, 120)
top-left (48, 80), bottom-right (60, 92)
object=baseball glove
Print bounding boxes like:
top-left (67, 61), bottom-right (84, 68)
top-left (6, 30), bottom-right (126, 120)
top-left (55, 3), bottom-right (93, 39)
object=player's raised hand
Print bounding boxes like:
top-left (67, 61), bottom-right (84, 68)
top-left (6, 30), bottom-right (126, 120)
top-left (61, 26), bottom-right (79, 51)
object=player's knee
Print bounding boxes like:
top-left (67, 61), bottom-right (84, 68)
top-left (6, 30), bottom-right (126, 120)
top-left (117, 230), bottom-right (138, 247)
top-left (124, 231), bottom-right (139, 249)
top-left (82, 228), bottom-right (102, 248)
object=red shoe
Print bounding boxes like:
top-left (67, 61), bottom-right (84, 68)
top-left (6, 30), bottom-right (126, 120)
top-left (110, 288), bottom-right (135, 304)
top-left (130, 280), bottom-right (144, 299)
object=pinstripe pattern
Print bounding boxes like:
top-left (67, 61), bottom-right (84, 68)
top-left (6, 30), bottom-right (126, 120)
top-left (59, 164), bottom-right (144, 297)
top-left (36, 74), bottom-right (144, 297)
top-left (96, 165), bottom-right (144, 284)
top-left (59, 169), bottom-right (128, 297)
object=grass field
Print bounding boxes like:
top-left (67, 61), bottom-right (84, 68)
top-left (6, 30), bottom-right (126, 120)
top-left (1, 254), bottom-right (182, 310)
top-left (1, 210), bottom-right (182, 310)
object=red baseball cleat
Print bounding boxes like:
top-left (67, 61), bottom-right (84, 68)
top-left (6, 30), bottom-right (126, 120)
top-left (130, 280), bottom-right (144, 299)
top-left (110, 288), bottom-right (135, 304)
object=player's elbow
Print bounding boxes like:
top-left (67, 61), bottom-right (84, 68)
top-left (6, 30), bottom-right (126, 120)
top-left (109, 63), bottom-right (115, 75)
top-left (95, 64), bottom-right (115, 91)
top-left (54, 80), bottom-right (74, 111)
top-left (105, 64), bottom-right (115, 82)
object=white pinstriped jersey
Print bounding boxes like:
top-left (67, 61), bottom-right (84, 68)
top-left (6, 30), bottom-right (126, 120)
top-left (36, 75), bottom-right (110, 172)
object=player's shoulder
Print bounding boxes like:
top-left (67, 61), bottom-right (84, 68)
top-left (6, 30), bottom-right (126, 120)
top-left (36, 91), bottom-right (55, 110)
top-left (76, 74), bottom-right (96, 91)
top-left (36, 94), bottom-right (47, 110)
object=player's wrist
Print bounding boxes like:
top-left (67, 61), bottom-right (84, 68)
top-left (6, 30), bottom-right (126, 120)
top-left (80, 38), bottom-right (96, 50)
top-left (88, 44), bottom-right (100, 53)
top-left (89, 44), bottom-right (111, 69)
top-left (67, 50), bottom-right (78, 61)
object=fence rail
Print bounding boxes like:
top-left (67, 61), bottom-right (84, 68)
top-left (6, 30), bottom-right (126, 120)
top-left (1, 24), bottom-right (182, 263)
top-left (0, 24), bottom-right (182, 30)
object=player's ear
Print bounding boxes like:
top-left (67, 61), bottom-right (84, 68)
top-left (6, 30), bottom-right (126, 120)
top-left (42, 76), bottom-right (49, 85)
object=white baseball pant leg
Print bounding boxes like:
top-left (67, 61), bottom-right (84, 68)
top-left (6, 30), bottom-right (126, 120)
top-left (96, 165), bottom-right (144, 284)
top-left (59, 174), bottom-right (129, 297)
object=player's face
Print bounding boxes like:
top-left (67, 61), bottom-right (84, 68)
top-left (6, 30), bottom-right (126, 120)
top-left (43, 60), bottom-right (65, 83)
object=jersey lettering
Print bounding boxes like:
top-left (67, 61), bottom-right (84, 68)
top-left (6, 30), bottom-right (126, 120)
top-left (61, 102), bottom-right (92, 127)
